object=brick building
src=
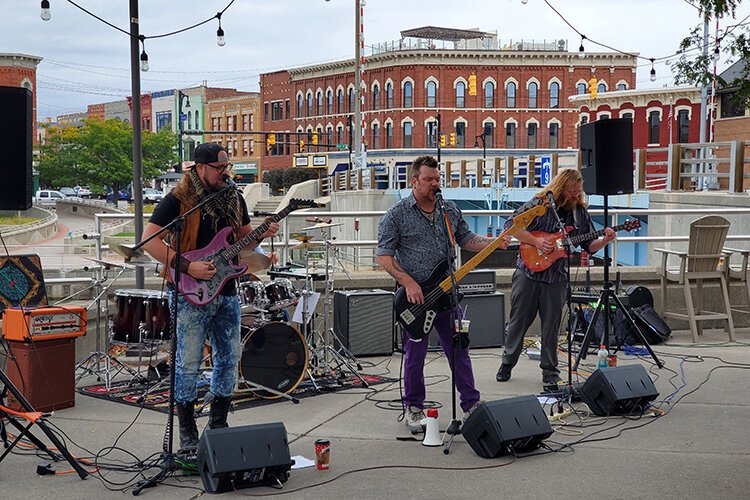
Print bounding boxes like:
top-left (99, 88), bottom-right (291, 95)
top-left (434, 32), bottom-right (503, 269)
top-left (0, 53), bottom-right (42, 142)
top-left (205, 92), bottom-right (261, 183)
top-left (127, 94), bottom-right (153, 131)
top-left (259, 27), bottom-right (636, 171)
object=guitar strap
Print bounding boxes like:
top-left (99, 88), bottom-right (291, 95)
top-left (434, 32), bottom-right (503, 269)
top-left (440, 210), bottom-right (457, 247)
top-left (572, 205), bottom-right (581, 230)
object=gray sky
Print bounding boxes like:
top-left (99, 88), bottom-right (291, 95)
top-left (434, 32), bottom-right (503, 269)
top-left (5, 0), bottom-right (744, 120)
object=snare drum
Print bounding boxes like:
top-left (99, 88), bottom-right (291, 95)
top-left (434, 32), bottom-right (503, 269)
top-left (239, 281), bottom-right (269, 312)
top-left (112, 289), bottom-right (170, 343)
top-left (264, 278), bottom-right (297, 311)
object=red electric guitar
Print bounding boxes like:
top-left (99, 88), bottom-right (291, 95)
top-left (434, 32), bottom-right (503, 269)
top-left (520, 219), bottom-right (641, 273)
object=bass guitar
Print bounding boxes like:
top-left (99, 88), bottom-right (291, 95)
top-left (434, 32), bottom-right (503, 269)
top-left (394, 204), bottom-right (545, 340)
top-left (520, 219), bottom-right (641, 273)
top-left (174, 198), bottom-right (316, 306)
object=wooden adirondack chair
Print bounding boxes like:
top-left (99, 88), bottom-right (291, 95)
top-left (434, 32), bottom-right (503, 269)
top-left (654, 215), bottom-right (735, 343)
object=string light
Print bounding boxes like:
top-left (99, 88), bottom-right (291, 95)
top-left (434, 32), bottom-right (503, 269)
top-left (139, 37), bottom-right (149, 72)
top-left (713, 45), bottom-right (721, 62)
top-left (649, 58), bottom-right (656, 82)
top-left (216, 12), bottom-right (226, 47)
top-left (522, 0), bottom-right (529, 4)
top-left (578, 35), bottom-right (586, 59)
top-left (40, 0), bottom-right (51, 21)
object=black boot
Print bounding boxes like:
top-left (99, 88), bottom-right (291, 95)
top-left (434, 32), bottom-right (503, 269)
top-left (208, 395), bottom-right (232, 429)
top-left (175, 400), bottom-right (199, 453)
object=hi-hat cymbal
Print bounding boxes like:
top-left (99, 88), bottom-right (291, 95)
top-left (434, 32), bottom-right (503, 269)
top-left (294, 234), bottom-right (314, 242)
top-left (84, 257), bottom-right (134, 269)
top-left (238, 250), bottom-right (272, 273)
top-left (290, 241), bottom-right (325, 250)
top-left (301, 222), bottom-right (344, 231)
top-left (110, 243), bottom-right (145, 260)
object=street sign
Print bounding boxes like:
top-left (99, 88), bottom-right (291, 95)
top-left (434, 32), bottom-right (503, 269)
top-left (336, 143), bottom-right (348, 151)
top-left (180, 113), bottom-right (187, 122)
top-left (541, 156), bottom-right (551, 186)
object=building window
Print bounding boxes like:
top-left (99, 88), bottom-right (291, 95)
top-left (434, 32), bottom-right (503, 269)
top-left (337, 126), bottom-right (344, 145)
top-left (484, 82), bottom-right (495, 108)
top-left (528, 82), bottom-right (538, 108)
top-left (316, 92), bottom-right (323, 116)
top-left (271, 102), bottom-right (283, 121)
top-left (242, 114), bottom-right (249, 131)
top-left (187, 111), bottom-right (192, 129)
top-left (577, 83), bottom-right (587, 95)
top-left (372, 123), bottom-right (380, 149)
top-left (616, 82), bottom-right (627, 91)
top-left (349, 88), bottom-right (355, 112)
top-left (327, 90), bottom-right (333, 115)
top-left (677, 109), bottom-right (690, 143)
top-left (426, 121), bottom-right (437, 147)
top-left (527, 123), bottom-right (537, 148)
top-left (264, 102), bottom-right (268, 121)
top-left (549, 123), bottom-right (559, 149)
top-left (326, 127), bottom-right (333, 147)
top-left (483, 123), bottom-right (494, 148)
top-left (373, 84), bottom-right (380, 111)
top-left (426, 81), bottom-right (437, 108)
top-left (506, 82), bottom-right (516, 108)
top-left (597, 83), bottom-right (606, 94)
top-left (621, 112), bottom-right (634, 120)
top-left (403, 82), bottom-right (413, 108)
top-left (156, 111), bottom-right (171, 131)
top-left (456, 122), bottom-right (465, 147)
top-left (242, 140), bottom-right (249, 156)
top-left (506, 123), bottom-right (515, 148)
top-left (456, 82), bottom-right (465, 108)
top-left (386, 82), bottom-right (394, 108)
top-left (285, 99), bottom-right (290, 119)
top-left (721, 92), bottom-right (745, 118)
top-left (549, 82), bottom-right (559, 108)
top-left (386, 122), bottom-right (393, 148)
top-left (337, 89), bottom-right (344, 114)
top-left (648, 111), bottom-right (660, 144)
top-left (297, 95), bottom-right (304, 117)
top-left (307, 93), bottom-right (313, 116)
top-left (403, 122), bottom-right (413, 148)
top-left (581, 116), bottom-right (588, 125)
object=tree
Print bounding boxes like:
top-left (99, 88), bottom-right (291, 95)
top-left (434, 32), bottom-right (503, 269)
top-left (672, 1), bottom-right (750, 105)
top-left (36, 117), bottom-right (177, 195)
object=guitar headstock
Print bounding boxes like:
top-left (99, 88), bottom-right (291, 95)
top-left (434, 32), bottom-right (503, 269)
top-left (623, 219), bottom-right (641, 232)
top-left (287, 199), bottom-right (319, 211)
top-left (512, 204), bottom-right (546, 230)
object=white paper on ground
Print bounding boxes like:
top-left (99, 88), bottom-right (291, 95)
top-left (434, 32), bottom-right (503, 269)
top-left (291, 455), bottom-right (316, 469)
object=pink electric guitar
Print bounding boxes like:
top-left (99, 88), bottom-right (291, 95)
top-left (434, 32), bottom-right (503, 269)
top-left (173, 198), bottom-right (316, 306)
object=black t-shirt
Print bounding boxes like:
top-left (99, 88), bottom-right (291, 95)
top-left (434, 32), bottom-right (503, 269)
top-left (149, 191), bottom-right (251, 296)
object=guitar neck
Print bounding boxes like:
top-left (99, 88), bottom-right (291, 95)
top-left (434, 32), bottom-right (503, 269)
top-left (569, 223), bottom-right (627, 246)
top-left (223, 207), bottom-right (289, 259)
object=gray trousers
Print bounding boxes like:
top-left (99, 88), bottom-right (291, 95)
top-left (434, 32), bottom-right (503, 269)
top-left (502, 268), bottom-right (566, 380)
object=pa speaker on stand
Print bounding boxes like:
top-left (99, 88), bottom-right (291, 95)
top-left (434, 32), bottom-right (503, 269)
top-left (580, 118), bottom-right (634, 196)
top-left (0, 86), bottom-right (33, 211)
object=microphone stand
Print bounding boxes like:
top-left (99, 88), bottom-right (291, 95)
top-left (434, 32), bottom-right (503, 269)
top-left (129, 181), bottom-right (237, 495)
top-left (544, 193), bottom-right (577, 401)
top-left (433, 190), bottom-right (463, 455)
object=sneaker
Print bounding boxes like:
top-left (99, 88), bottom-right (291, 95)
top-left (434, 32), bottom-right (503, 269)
top-left (403, 406), bottom-right (426, 432)
top-left (496, 364), bottom-right (512, 382)
top-left (542, 374), bottom-right (563, 388)
top-left (463, 400), bottom-right (484, 421)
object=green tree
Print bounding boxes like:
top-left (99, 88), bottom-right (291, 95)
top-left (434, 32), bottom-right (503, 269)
top-left (672, 1), bottom-right (750, 105)
top-left (36, 117), bottom-right (177, 196)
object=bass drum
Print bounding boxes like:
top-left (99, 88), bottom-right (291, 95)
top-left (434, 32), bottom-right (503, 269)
top-left (239, 322), bottom-right (308, 399)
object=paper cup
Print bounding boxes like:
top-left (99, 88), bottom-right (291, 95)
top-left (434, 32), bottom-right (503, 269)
top-left (314, 439), bottom-right (330, 470)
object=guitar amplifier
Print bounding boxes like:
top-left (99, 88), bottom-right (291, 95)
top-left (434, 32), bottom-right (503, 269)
top-left (457, 269), bottom-right (496, 295)
top-left (333, 289), bottom-right (394, 357)
top-left (428, 292), bottom-right (505, 349)
top-left (2, 306), bottom-right (87, 342)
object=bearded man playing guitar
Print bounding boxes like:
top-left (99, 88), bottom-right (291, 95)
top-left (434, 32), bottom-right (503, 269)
top-left (496, 169), bottom-right (615, 387)
top-left (377, 156), bottom-right (510, 432)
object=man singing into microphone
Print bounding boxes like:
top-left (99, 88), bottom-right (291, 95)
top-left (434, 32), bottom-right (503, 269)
top-left (495, 169), bottom-right (614, 388)
top-left (377, 155), bottom-right (510, 432)
top-left (141, 142), bottom-right (279, 456)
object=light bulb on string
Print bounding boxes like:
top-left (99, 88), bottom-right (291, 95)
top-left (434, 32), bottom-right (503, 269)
top-left (216, 13), bottom-right (225, 47)
top-left (522, 0), bottom-right (528, 4)
top-left (713, 46), bottom-right (720, 62)
top-left (40, 0), bottom-right (51, 21)
top-left (140, 42), bottom-right (149, 72)
top-left (649, 59), bottom-right (656, 82)
top-left (578, 35), bottom-right (586, 59)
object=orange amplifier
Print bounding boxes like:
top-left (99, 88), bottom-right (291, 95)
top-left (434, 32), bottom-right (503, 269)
top-left (1, 306), bottom-right (87, 341)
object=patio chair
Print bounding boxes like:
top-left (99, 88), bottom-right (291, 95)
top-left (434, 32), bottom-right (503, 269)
top-left (654, 215), bottom-right (735, 343)
top-left (723, 246), bottom-right (750, 317)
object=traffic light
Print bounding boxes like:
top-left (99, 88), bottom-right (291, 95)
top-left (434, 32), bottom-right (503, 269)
top-left (449, 132), bottom-right (456, 146)
top-left (266, 132), bottom-right (276, 153)
top-left (588, 77), bottom-right (598, 99)
top-left (312, 132), bottom-right (319, 145)
top-left (468, 73), bottom-right (477, 96)
top-left (299, 140), bottom-right (305, 153)
top-left (439, 133), bottom-right (446, 147)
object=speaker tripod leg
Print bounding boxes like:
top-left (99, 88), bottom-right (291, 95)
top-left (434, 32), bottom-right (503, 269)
top-left (441, 419), bottom-right (462, 455)
top-left (573, 296), bottom-right (604, 372)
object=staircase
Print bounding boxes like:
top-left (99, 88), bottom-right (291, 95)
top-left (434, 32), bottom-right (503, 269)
top-left (249, 196), bottom-right (285, 231)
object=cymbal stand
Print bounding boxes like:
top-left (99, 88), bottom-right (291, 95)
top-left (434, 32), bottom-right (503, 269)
top-left (298, 275), bottom-right (322, 391)
top-left (69, 265), bottom-right (140, 389)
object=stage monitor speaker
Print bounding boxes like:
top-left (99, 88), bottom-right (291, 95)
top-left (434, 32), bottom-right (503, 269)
top-left (197, 422), bottom-right (294, 493)
top-left (579, 364), bottom-right (659, 416)
top-left (0, 86), bottom-right (33, 211)
top-left (428, 292), bottom-right (505, 349)
top-left (5, 339), bottom-right (75, 412)
top-left (462, 395), bottom-right (553, 458)
top-left (580, 118), bottom-right (633, 196)
top-left (334, 289), bottom-right (394, 356)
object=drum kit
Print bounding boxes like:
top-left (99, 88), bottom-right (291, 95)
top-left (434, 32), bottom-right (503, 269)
top-left (72, 217), bottom-right (367, 402)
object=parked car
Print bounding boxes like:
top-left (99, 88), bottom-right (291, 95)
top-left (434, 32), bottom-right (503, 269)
top-left (106, 189), bottom-right (131, 203)
top-left (59, 187), bottom-right (77, 197)
top-left (74, 186), bottom-right (93, 198)
top-left (35, 190), bottom-right (66, 207)
top-left (143, 188), bottom-right (164, 204)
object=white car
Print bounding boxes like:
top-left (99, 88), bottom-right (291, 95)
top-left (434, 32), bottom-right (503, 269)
top-left (143, 188), bottom-right (164, 204)
top-left (74, 186), bottom-right (93, 198)
top-left (35, 190), bottom-right (66, 207)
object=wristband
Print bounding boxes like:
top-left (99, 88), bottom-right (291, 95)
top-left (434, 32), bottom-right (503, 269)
top-left (170, 255), bottom-right (191, 274)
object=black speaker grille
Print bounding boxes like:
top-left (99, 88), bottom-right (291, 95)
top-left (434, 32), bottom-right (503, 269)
top-left (0, 86), bottom-right (33, 210)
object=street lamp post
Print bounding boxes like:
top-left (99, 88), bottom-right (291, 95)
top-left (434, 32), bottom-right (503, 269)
top-left (474, 132), bottom-right (486, 161)
top-left (176, 90), bottom-right (191, 172)
top-left (129, 0), bottom-right (145, 288)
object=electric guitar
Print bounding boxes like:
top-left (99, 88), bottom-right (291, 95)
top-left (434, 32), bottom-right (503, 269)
top-left (394, 204), bottom-right (545, 340)
top-left (520, 219), bottom-right (641, 273)
top-left (173, 198), bottom-right (317, 306)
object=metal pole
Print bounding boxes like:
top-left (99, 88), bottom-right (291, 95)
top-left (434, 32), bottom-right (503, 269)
top-left (698, 13), bottom-right (710, 189)
top-left (354, 0), bottom-right (363, 168)
top-left (177, 90), bottom-right (184, 172)
top-left (437, 113), bottom-right (441, 163)
top-left (129, 0), bottom-right (144, 288)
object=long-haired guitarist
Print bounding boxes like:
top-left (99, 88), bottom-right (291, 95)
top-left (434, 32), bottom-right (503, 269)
top-left (376, 156), bottom-right (510, 432)
top-left (496, 169), bottom-right (614, 387)
top-left (141, 143), bottom-right (279, 456)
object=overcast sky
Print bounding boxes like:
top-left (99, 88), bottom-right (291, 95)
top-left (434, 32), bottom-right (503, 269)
top-left (5, 0), bottom-right (746, 120)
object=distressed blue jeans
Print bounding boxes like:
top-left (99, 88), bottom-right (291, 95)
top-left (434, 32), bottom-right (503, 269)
top-left (169, 291), bottom-right (241, 404)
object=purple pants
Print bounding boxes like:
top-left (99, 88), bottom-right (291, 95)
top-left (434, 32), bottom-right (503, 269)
top-left (401, 307), bottom-right (480, 413)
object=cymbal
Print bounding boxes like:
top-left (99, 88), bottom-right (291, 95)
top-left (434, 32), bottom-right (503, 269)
top-left (238, 250), bottom-right (272, 273)
top-left (290, 241), bottom-right (325, 250)
top-left (83, 257), bottom-right (134, 269)
top-left (110, 243), bottom-right (145, 260)
top-left (294, 234), bottom-right (314, 242)
top-left (301, 222), bottom-right (344, 231)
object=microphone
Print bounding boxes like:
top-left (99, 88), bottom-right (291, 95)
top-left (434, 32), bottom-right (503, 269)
top-left (546, 191), bottom-right (557, 209)
top-left (433, 187), bottom-right (443, 200)
top-left (222, 174), bottom-right (239, 190)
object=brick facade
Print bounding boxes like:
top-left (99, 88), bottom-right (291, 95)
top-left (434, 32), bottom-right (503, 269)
top-left (0, 53), bottom-right (42, 142)
top-left (205, 92), bottom-right (261, 179)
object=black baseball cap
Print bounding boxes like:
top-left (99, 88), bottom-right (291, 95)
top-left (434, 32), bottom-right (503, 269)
top-left (191, 142), bottom-right (226, 166)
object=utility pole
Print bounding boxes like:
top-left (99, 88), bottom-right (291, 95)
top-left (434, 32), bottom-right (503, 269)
top-left (129, 0), bottom-right (144, 288)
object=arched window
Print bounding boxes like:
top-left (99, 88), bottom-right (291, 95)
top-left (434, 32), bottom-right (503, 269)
top-left (337, 89), bottom-right (344, 114)
top-left (326, 90), bottom-right (333, 115)
top-left (549, 123), bottom-right (559, 148)
top-left (597, 83), bottom-right (606, 94)
top-left (484, 82), bottom-right (495, 108)
top-left (426, 81), bottom-right (437, 108)
top-left (456, 82), bottom-right (466, 108)
top-left (316, 91), bottom-right (323, 116)
top-left (297, 95), bottom-right (304, 117)
top-left (386, 122), bottom-right (393, 148)
top-left (527, 122), bottom-right (537, 148)
top-left (506, 82), bottom-right (516, 108)
top-left (307, 93), bottom-right (313, 116)
top-left (386, 82), bottom-right (394, 108)
top-left (616, 82), bottom-right (627, 91)
top-left (549, 82), bottom-right (559, 108)
top-left (577, 83), bottom-right (587, 95)
top-left (528, 82), bottom-right (538, 108)
top-left (403, 82), bottom-right (413, 108)
top-left (348, 88), bottom-right (355, 112)
top-left (373, 84), bottom-right (380, 111)
top-left (426, 121), bottom-right (437, 147)
top-left (506, 123), bottom-right (516, 148)
top-left (403, 122), bottom-right (413, 147)
top-left (372, 123), bottom-right (380, 149)
top-left (483, 123), bottom-right (494, 148)
top-left (187, 111), bottom-right (192, 129)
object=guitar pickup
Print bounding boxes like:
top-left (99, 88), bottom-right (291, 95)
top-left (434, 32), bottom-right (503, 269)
top-left (400, 310), bottom-right (415, 324)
